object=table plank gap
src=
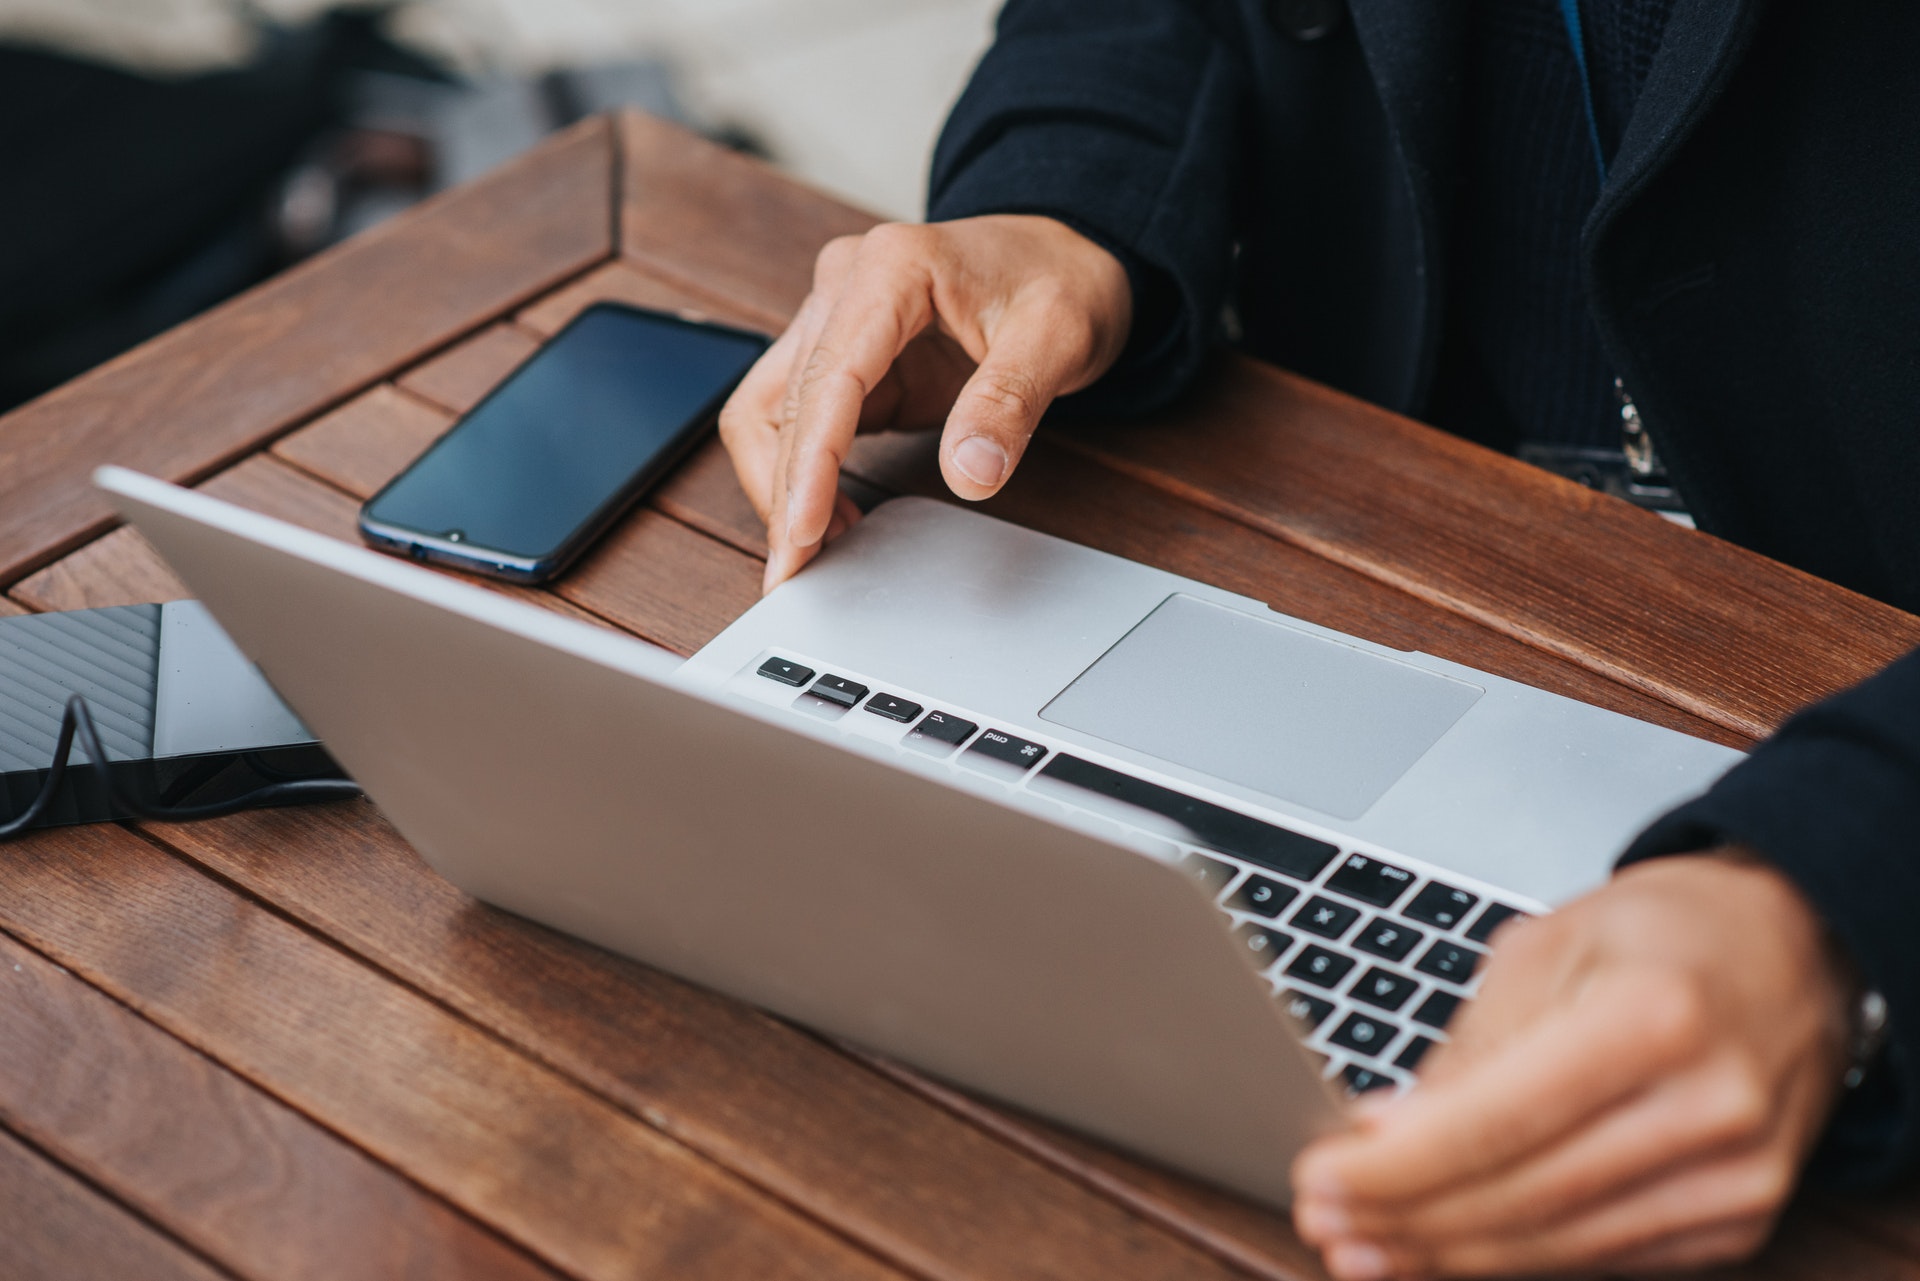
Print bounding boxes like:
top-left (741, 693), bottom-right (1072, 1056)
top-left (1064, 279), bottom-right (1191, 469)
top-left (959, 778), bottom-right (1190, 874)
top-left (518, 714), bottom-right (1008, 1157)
top-left (0, 1119), bottom-right (234, 1281)
top-left (0, 925), bottom-right (568, 1281)
top-left (396, 324), bottom-right (542, 416)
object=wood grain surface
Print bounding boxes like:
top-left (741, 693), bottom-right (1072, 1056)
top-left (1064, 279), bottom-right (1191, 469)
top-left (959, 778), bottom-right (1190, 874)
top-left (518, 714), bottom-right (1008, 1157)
top-left (1057, 362), bottom-right (1920, 740)
top-left (0, 821), bottom-right (906, 1281)
top-left (1, 113), bottom-right (1916, 1281)
top-left (618, 112), bottom-right (877, 322)
top-left (0, 932), bottom-right (561, 1281)
top-left (0, 1127), bottom-right (227, 1281)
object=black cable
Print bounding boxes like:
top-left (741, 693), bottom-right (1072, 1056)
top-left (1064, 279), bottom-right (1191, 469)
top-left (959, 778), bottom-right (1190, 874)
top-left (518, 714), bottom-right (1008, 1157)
top-left (0, 694), bottom-right (361, 841)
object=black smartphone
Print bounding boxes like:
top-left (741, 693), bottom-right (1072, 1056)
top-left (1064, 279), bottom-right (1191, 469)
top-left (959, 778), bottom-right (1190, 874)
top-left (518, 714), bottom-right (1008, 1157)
top-left (358, 302), bottom-right (770, 583)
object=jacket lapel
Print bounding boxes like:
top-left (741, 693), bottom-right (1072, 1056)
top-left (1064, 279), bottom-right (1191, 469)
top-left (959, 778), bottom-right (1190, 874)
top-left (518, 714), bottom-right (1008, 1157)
top-left (1343, 0), bottom-right (1467, 409)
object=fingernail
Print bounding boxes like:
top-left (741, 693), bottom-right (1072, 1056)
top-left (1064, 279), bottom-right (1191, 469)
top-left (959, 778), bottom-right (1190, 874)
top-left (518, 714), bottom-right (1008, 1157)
top-left (1327, 1241), bottom-right (1392, 1281)
top-left (1294, 1198), bottom-right (1351, 1240)
top-left (952, 435), bottom-right (1008, 488)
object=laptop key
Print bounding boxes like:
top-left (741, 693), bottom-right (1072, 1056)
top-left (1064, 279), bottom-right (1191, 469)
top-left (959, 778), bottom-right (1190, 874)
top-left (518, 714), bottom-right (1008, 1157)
top-left (1324, 853), bottom-right (1417, 908)
top-left (1329, 1011), bottom-right (1401, 1057)
top-left (1232, 922), bottom-right (1292, 970)
top-left (902, 710), bottom-right (978, 757)
top-left (1353, 916), bottom-right (1424, 962)
top-left (1341, 1064), bottom-right (1397, 1096)
top-left (1284, 945), bottom-right (1356, 989)
top-left (1416, 940), bottom-right (1486, 984)
top-left (756, 656), bottom-right (815, 687)
top-left (809, 674), bottom-right (869, 709)
top-left (864, 692), bottom-right (924, 723)
top-left (1182, 852), bottom-right (1237, 896)
top-left (1281, 989), bottom-right (1336, 1029)
top-left (1466, 901), bottom-right (1529, 943)
top-left (1290, 896), bottom-right (1361, 940)
top-left (1352, 967), bottom-right (1419, 1012)
top-left (1404, 881), bottom-right (1479, 930)
top-left (1395, 1036), bottom-right (1437, 1072)
top-left (962, 729), bottom-right (1049, 773)
top-left (1226, 874), bottom-right (1299, 920)
top-left (1412, 989), bottom-right (1461, 1029)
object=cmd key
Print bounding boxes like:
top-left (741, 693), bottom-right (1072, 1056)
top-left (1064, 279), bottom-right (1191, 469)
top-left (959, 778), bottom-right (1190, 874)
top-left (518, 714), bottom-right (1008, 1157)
top-left (1324, 853), bottom-right (1417, 908)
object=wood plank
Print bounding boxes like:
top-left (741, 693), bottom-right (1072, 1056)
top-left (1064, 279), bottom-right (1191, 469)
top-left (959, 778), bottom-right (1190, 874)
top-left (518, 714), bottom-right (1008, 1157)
top-left (141, 799), bottom-right (1291, 1281)
top-left (0, 1126), bottom-right (226, 1281)
top-left (9, 450), bottom-right (375, 612)
top-left (652, 439), bottom-right (771, 559)
top-left (272, 384), bottom-right (452, 500)
top-left (0, 932), bottom-right (562, 1281)
top-left (618, 111), bottom-right (877, 322)
top-left (841, 430), bottom-right (1747, 747)
top-left (397, 324), bottom-right (541, 415)
top-left (11, 525), bottom-right (189, 613)
top-left (554, 509), bottom-right (762, 655)
top-left (0, 820), bottom-right (906, 1281)
top-left (0, 117), bottom-right (615, 587)
top-left (854, 1053), bottom-right (1330, 1281)
top-left (518, 260), bottom-right (782, 339)
top-left (1054, 359), bottom-right (1920, 739)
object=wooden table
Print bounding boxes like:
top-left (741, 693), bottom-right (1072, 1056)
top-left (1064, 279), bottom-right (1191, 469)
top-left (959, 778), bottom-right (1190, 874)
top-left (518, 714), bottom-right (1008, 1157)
top-left (1, 113), bottom-right (1917, 1281)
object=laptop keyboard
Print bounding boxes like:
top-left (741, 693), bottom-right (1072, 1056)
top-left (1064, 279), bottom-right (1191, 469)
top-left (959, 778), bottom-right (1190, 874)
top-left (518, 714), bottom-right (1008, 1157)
top-left (747, 655), bottom-right (1534, 1098)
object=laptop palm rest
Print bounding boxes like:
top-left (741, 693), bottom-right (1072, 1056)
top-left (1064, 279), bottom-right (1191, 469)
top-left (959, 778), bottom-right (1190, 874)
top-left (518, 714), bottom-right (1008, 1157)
top-left (1040, 595), bottom-right (1483, 821)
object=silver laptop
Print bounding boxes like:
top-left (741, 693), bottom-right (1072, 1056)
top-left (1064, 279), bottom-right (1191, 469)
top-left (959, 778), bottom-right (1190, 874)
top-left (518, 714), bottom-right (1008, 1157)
top-left (96, 466), bottom-right (1741, 1207)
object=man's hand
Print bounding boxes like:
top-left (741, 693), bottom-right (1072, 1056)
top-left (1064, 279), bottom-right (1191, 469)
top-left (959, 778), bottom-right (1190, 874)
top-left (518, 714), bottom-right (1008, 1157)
top-left (1292, 851), bottom-right (1855, 1279)
top-left (717, 214), bottom-right (1133, 592)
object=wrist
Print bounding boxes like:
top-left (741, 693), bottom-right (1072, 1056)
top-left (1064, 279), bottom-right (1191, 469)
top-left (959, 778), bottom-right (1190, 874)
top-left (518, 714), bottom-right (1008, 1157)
top-left (1677, 845), bottom-right (1868, 1085)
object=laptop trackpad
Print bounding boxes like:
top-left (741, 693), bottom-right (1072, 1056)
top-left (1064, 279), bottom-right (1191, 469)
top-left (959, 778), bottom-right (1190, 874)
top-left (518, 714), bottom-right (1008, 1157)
top-left (1039, 595), bottom-right (1482, 820)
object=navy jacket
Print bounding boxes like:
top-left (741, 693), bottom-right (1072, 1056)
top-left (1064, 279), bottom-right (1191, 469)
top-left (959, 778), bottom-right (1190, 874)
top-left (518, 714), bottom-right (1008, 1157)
top-left (929, 0), bottom-right (1920, 1183)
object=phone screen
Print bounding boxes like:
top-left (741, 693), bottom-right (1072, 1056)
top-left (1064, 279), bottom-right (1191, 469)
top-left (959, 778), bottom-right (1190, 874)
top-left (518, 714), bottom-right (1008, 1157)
top-left (360, 304), bottom-right (768, 577)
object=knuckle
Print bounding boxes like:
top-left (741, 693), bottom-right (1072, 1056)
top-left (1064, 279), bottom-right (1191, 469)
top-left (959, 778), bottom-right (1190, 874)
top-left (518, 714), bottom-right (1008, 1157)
top-left (970, 368), bottom-right (1044, 427)
top-left (860, 221), bottom-right (934, 268)
top-left (814, 235), bottom-right (862, 284)
top-left (1727, 1154), bottom-right (1797, 1221)
top-left (1636, 974), bottom-right (1712, 1058)
top-left (1700, 1067), bottom-right (1773, 1145)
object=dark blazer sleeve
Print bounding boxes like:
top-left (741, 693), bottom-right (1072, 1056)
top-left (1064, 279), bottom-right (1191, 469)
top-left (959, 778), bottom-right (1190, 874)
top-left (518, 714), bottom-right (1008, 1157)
top-left (1621, 646), bottom-right (1920, 1186)
top-left (926, 0), bottom-right (1249, 413)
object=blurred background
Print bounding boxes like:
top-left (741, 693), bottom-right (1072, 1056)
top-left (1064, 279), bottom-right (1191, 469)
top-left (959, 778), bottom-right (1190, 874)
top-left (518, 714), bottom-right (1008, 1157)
top-left (0, 0), bottom-right (999, 414)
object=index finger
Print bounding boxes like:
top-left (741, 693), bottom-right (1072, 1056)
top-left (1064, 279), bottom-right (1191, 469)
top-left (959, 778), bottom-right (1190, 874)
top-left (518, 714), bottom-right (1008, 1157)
top-left (770, 239), bottom-right (937, 559)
